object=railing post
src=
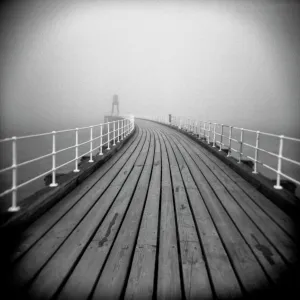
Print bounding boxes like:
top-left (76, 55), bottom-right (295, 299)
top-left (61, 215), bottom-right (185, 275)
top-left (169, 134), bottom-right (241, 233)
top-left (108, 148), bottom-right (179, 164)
top-left (199, 121), bottom-right (202, 137)
top-left (213, 123), bottom-right (216, 147)
top-left (219, 124), bottom-right (224, 151)
top-left (117, 120), bottom-right (120, 143)
top-left (123, 120), bottom-right (126, 137)
top-left (49, 131), bottom-right (58, 186)
top-left (129, 118), bottom-right (132, 133)
top-left (132, 116), bottom-right (135, 132)
top-left (238, 128), bottom-right (244, 163)
top-left (99, 124), bottom-right (103, 155)
top-left (8, 137), bottom-right (20, 212)
top-left (124, 119), bottom-right (127, 138)
top-left (128, 119), bottom-right (130, 134)
top-left (123, 119), bottom-right (125, 139)
top-left (89, 126), bottom-right (94, 162)
top-left (252, 131), bottom-right (260, 174)
top-left (121, 120), bottom-right (124, 141)
top-left (274, 135), bottom-right (284, 189)
top-left (107, 122), bottom-right (110, 150)
top-left (227, 126), bottom-right (232, 157)
top-left (133, 116), bottom-right (135, 131)
top-left (207, 122), bottom-right (211, 144)
top-left (113, 121), bottom-right (116, 146)
top-left (74, 128), bottom-right (80, 172)
top-left (200, 121), bottom-right (202, 137)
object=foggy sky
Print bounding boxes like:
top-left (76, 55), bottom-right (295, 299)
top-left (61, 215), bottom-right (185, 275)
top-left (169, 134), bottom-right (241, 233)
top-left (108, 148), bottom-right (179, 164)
top-left (1, 0), bottom-right (300, 137)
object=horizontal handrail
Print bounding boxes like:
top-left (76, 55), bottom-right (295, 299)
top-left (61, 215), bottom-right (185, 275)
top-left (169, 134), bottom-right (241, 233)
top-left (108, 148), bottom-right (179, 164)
top-left (0, 115), bottom-right (135, 212)
top-left (145, 115), bottom-right (300, 193)
top-left (0, 120), bottom-right (125, 143)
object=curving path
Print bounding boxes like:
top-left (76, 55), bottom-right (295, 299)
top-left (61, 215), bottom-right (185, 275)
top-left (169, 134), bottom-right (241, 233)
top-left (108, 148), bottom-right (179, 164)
top-left (6, 119), bottom-right (298, 300)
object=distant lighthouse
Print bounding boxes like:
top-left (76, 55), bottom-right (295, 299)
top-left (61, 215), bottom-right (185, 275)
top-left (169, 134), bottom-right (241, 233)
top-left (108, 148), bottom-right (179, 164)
top-left (111, 94), bottom-right (119, 116)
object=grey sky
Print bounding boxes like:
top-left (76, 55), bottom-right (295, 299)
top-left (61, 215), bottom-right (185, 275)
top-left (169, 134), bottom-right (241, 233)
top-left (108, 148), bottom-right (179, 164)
top-left (1, 0), bottom-right (300, 137)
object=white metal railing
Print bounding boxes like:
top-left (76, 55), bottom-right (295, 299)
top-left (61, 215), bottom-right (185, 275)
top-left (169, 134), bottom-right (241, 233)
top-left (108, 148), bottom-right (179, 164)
top-left (0, 115), bottom-right (135, 212)
top-left (145, 115), bottom-right (300, 192)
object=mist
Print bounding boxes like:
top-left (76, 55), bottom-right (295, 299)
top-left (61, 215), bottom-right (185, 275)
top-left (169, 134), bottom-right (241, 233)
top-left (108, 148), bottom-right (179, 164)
top-left (0, 0), bottom-right (300, 202)
top-left (1, 0), bottom-right (300, 136)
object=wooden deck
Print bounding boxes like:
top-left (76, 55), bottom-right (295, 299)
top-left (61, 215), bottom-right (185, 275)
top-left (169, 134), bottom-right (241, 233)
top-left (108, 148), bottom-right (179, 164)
top-left (3, 119), bottom-right (299, 300)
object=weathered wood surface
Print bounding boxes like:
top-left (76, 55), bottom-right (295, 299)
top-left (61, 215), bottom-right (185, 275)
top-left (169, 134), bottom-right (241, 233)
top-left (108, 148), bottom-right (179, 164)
top-left (5, 119), bottom-right (298, 300)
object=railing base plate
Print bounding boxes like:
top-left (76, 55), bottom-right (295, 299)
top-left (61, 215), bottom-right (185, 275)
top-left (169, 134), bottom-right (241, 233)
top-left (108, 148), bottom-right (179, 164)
top-left (8, 206), bottom-right (20, 212)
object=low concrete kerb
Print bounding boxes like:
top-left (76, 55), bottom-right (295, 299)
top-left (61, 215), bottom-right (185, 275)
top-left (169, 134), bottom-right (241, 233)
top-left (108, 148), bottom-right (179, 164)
top-left (139, 118), bottom-right (300, 220)
top-left (0, 126), bottom-right (138, 232)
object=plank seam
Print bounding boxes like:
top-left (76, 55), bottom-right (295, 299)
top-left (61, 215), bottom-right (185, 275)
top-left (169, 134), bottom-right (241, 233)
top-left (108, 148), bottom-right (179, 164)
top-left (159, 129), bottom-right (186, 300)
top-left (11, 127), bottom-right (142, 264)
top-left (172, 131), bottom-right (295, 266)
top-left (170, 128), bottom-right (296, 242)
top-left (87, 129), bottom-right (152, 300)
top-left (163, 128), bottom-right (247, 296)
top-left (120, 128), bottom-right (157, 299)
top-left (23, 129), bottom-right (147, 293)
top-left (160, 130), bottom-right (217, 299)
top-left (169, 131), bottom-right (274, 288)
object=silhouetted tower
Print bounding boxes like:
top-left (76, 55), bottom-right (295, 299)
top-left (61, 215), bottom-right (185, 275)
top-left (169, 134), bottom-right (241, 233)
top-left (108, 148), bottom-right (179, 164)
top-left (111, 94), bottom-right (119, 116)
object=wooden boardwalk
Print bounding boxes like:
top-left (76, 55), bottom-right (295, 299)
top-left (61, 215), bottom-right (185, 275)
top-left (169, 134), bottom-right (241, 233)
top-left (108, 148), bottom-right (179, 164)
top-left (4, 119), bottom-right (298, 300)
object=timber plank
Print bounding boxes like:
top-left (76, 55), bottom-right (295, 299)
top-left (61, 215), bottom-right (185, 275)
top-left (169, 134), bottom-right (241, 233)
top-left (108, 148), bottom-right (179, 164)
top-left (26, 130), bottom-right (149, 300)
top-left (9, 129), bottom-right (146, 294)
top-left (175, 134), bottom-right (297, 265)
top-left (166, 128), bottom-right (270, 294)
top-left (91, 129), bottom-right (155, 299)
top-left (163, 132), bottom-right (212, 300)
top-left (124, 130), bottom-right (161, 300)
top-left (171, 129), bottom-right (294, 238)
top-left (172, 133), bottom-right (287, 284)
top-left (157, 130), bottom-right (182, 300)
top-left (11, 128), bottom-right (140, 262)
top-left (56, 130), bottom-right (152, 300)
top-left (164, 132), bottom-right (243, 299)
